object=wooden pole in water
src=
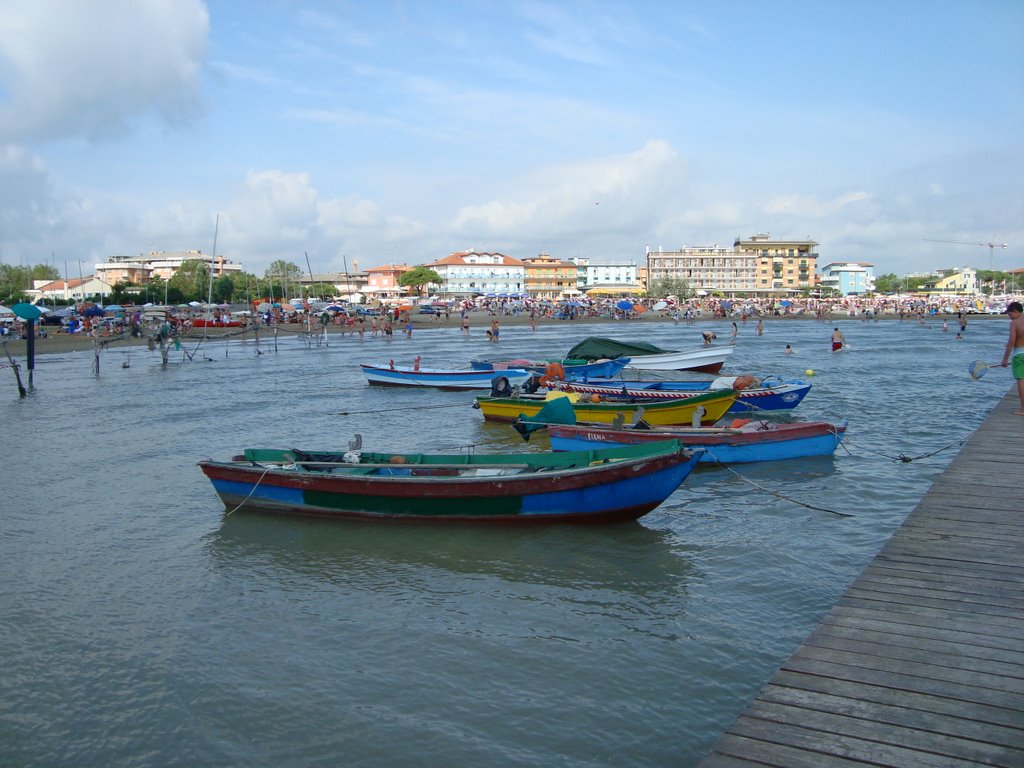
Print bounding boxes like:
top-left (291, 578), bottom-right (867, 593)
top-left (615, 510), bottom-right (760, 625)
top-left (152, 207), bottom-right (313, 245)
top-left (2, 342), bottom-right (27, 397)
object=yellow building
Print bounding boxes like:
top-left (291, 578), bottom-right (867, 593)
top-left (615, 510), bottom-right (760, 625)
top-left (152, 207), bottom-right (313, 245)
top-left (521, 253), bottom-right (578, 298)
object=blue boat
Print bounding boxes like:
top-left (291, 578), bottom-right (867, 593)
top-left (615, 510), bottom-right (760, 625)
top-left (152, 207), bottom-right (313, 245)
top-left (199, 440), bottom-right (704, 524)
top-left (554, 374), bottom-right (811, 413)
top-left (361, 362), bottom-right (534, 390)
top-left (471, 357), bottom-right (630, 381)
top-left (546, 420), bottom-right (846, 464)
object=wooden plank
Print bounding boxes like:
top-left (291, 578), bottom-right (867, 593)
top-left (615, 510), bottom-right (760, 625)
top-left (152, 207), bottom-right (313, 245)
top-left (698, 389), bottom-right (1024, 766)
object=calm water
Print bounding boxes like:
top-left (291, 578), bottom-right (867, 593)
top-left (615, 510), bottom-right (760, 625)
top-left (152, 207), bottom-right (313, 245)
top-left (0, 314), bottom-right (1012, 767)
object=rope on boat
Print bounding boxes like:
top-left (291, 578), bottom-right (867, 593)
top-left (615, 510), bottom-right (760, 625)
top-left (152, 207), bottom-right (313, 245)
top-left (224, 464), bottom-right (276, 516)
top-left (840, 434), bottom-right (968, 464)
top-left (700, 453), bottom-right (853, 518)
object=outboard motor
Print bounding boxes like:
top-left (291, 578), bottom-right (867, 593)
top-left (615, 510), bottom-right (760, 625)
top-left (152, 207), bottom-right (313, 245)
top-left (490, 376), bottom-right (513, 397)
top-left (521, 375), bottom-right (542, 395)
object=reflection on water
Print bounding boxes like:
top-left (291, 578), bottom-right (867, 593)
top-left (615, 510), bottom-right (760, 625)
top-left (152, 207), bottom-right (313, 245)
top-left (212, 511), bottom-right (695, 597)
top-left (1, 316), bottom-right (1012, 767)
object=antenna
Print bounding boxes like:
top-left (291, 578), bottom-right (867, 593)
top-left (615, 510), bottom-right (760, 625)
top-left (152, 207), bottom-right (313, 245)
top-left (922, 238), bottom-right (1007, 270)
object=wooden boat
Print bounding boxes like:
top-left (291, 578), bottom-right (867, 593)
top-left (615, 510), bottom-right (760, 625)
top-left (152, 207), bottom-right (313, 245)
top-left (474, 389), bottom-right (737, 426)
top-left (553, 374), bottom-right (811, 413)
top-left (565, 337), bottom-right (732, 373)
top-left (546, 420), bottom-right (847, 464)
top-left (471, 357), bottom-right (630, 381)
top-left (361, 361), bottom-right (533, 390)
top-left (198, 440), bottom-right (703, 523)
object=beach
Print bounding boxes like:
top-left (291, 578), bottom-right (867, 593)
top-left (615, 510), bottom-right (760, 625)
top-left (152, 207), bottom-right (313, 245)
top-left (1, 306), bottom-right (1008, 359)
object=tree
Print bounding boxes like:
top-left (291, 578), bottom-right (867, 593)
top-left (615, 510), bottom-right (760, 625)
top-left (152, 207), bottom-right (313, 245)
top-left (212, 275), bottom-right (235, 304)
top-left (166, 259), bottom-right (210, 302)
top-left (264, 260), bottom-right (303, 281)
top-left (0, 263), bottom-right (60, 304)
top-left (398, 267), bottom-right (442, 295)
top-left (647, 276), bottom-right (692, 300)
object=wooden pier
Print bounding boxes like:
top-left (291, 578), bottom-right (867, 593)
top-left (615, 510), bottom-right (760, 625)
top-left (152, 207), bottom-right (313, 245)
top-left (698, 388), bottom-right (1024, 767)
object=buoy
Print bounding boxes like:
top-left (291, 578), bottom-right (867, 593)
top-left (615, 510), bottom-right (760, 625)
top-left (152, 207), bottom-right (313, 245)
top-left (805, 369), bottom-right (814, 377)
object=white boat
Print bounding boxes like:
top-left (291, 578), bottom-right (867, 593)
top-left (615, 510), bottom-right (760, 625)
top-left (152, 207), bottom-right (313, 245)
top-left (625, 346), bottom-right (733, 373)
top-left (361, 361), bottom-right (533, 390)
top-left (565, 336), bottom-right (733, 374)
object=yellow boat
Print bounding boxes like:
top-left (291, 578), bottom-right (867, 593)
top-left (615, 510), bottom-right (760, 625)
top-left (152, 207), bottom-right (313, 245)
top-left (473, 389), bottom-right (737, 426)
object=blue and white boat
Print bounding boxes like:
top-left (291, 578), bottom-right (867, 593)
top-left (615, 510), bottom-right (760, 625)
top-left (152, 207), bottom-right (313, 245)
top-left (361, 362), bottom-right (534, 390)
top-left (554, 374), bottom-right (811, 413)
top-left (471, 357), bottom-right (630, 381)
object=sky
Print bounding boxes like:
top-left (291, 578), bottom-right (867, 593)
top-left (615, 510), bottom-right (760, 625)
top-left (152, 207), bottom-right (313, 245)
top-left (0, 0), bottom-right (1022, 280)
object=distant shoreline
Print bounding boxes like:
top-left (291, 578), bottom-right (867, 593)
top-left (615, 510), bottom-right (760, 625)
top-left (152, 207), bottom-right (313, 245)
top-left (1, 309), bottom-right (1005, 359)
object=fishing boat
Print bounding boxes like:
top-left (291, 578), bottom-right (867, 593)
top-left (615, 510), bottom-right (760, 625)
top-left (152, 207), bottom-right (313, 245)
top-left (546, 420), bottom-right (847, 464)
top-left (565, 337), bottom-right (732, 373)
top-left (361, 361), bottom-right (534, 390)
top-left (471, 356), bottom-right (630, 381)
top-left (553, 374), bottom-right (811, 413)
top-left (474, 389), bottom-right (737, 426)
top-left (198, 440), bottom-right (703, 523)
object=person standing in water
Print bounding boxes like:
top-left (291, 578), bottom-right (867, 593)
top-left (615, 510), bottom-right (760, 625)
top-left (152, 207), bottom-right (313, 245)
top-left (831, 327), bottom-right (845, 352)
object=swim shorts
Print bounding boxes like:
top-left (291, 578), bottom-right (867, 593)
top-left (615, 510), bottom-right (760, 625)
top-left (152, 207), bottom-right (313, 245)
top-left (1013, 350), bottom-right (1024, 380)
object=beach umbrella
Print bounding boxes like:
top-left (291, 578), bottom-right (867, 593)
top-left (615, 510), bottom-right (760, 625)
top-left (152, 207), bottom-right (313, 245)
top-left (780, 300), bottom-right (793, 307)
top-left (188, 300), bottom-right (202, 307)
top-left (82, 305), bottom-right (105, 317)
top-left (616, 300), bottom-right (634, 311)
top-left (104, 304), bottom-right (124, 312)
top-left (652, 301), bottom-right (668, 311)
top-left (0, 305), bottom-right (13, 315)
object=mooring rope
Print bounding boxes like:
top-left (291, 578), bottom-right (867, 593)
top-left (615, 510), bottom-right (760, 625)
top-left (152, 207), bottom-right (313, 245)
top-left (224, 464), bottom-right (275, 516)
top-left (700, 449), bottom-right (852, 517)
top-left (840, 434), bottom-right (968, 464)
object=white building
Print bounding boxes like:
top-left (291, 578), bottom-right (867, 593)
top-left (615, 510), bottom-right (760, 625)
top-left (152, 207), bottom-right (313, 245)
top-left (95, 250), bottom-right (243, 285)
top-left (428, 250), bottom-right (526, 296)
top-left (571, 257), bottom-right (640, 295)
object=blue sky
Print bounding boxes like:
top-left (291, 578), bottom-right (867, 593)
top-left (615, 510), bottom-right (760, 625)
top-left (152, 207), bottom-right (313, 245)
top-left (0, 0), bottom-right (1021, 279)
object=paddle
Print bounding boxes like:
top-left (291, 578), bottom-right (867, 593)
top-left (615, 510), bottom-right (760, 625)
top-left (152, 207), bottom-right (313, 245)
top-left (968, 360), bottom-right (1003, 380)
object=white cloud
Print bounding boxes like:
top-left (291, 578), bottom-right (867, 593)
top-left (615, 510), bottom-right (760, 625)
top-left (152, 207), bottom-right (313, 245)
top-left (0, 0), bottom-right (209, 142)
top-left (763, 191), bottom-right (871, 217)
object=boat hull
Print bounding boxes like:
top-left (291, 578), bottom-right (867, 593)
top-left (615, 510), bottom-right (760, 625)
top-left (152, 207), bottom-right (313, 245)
top-left (557, 377), bottom-right (811, 413)
top-left (474, 390), bottom-right (737, 426)
top-left (625, 347), bottom-right (733, 373)
top-left (199, 442), bottom-right (702, 523)
top-left (361, 364), bottom-right (533, 390)
top-left (471, 358), bottom-right (630, 380)
top-left (547, 421), bottom-right (846, 464)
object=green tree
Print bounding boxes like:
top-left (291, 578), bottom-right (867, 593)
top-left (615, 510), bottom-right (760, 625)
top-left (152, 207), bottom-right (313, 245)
top-left (398, 267), bottom-right (442, 295)
top-left (167, 259), bottom-right (210, 302)
top-left (264, 260), bottom-right (303, 281)
top-left (647, 276), bottom-right (692, 299)
top-left (0, 263), bottom-right (60, 303)
top-left (212, 275), bottom-right (235, 304)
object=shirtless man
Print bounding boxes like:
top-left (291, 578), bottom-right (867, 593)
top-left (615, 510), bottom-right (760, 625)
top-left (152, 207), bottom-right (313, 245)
top-left (831, 327), bottom-right (844, 352)
top-left (1000, 301), bottom-right (1024, 415)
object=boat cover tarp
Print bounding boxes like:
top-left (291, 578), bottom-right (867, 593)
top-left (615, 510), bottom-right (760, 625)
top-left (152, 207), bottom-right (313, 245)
top-left (565, 337), bottom-right (672, 361)
top-left (512, 395), bottom-right (577, 441)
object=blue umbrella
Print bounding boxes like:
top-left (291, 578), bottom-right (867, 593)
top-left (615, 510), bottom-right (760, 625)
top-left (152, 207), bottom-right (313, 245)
top-left (616, 300), bottom-right (634, 311)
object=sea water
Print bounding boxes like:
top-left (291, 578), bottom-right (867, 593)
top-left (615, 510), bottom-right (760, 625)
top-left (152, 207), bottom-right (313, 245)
top-left (0, 314), bottom-right (1013, 767)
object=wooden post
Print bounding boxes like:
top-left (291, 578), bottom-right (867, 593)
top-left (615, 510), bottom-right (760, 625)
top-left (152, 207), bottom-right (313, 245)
top-left (1, 342), bottom-right (27, 398)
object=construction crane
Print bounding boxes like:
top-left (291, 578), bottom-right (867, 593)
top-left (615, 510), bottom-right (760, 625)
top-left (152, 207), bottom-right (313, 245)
top-left (923, 238), bottom-right (1008, 269)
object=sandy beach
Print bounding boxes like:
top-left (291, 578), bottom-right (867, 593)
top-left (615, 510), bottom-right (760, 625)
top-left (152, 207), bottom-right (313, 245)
top-left (0, 307), bottom-right (1006, 359)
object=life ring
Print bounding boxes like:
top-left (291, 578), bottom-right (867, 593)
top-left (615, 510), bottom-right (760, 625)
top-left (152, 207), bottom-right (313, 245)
top-left (538, 362), bottom-right (566, 387)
